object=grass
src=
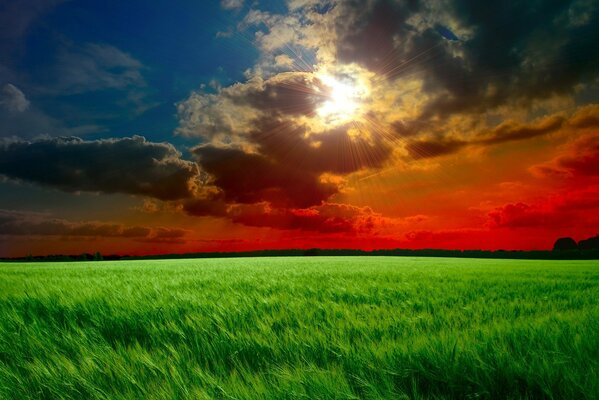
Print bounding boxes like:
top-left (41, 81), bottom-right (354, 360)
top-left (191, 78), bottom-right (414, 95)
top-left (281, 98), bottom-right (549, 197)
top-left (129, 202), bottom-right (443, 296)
top-left (0, 256), bottom-right (597, 399)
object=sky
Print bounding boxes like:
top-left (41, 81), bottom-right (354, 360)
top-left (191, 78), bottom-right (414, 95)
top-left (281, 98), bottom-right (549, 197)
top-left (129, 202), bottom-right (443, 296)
top-left (1, 0), bottom-right (598, 257)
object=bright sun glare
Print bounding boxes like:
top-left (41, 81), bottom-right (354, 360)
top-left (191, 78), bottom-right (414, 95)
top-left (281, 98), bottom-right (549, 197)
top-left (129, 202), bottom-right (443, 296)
top-left (316, 72), bottom-right (368, 126)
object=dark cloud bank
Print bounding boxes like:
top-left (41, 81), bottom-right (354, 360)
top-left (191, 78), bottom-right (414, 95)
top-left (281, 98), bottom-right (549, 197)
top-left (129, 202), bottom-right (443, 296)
top-left (0, 136), bottom-right (199, 201)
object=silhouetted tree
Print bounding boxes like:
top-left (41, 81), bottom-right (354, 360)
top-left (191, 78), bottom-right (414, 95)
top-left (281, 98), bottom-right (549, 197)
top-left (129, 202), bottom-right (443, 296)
top-left (94, 252), bottom-right (103, 261)
top-left (303, 248), bottom-right (321, 256)
top-left (578, 235), bottom-right (599, 250)
top-left (553, 237), bottom-right (578, 251)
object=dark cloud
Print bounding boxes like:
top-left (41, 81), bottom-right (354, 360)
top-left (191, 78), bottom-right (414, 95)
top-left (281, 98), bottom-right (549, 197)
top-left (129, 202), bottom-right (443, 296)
top-left (390, 120), bottom-right (424, 138)
top-left (191, 115), bottom-right (392, 209)
top-left (332, 0), bottom-right (599, 118)
top-left (248, 118), bottom-right (392, 175)
top-left (226, 72), bottom-right (325, 117)
top-left (405, 139), bottom-right (466, 159)
top-left (404, 114), bottom-right (567, 159)
top-left (479, 116), bottom-right (565, 145)
top-left (435, 1), bottom-right (597, 117)
top-left (335, 0), bottom-right (422, 72)
top-left (182, 197), bottom-right (229, 217)
top-left (569, 104), bottom-right (599, 129)
top-left (0, 136), bottom-right (199, 200)
top-left (192, 145), bottom-right (339, 208)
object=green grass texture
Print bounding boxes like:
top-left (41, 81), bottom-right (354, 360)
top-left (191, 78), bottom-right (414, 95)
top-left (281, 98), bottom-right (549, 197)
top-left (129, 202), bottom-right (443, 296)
top-left (0, 257), bottom-right (597, 399)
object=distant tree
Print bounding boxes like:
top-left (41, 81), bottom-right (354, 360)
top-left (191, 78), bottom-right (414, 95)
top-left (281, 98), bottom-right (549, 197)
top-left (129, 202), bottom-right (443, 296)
top-left (79, 253), bottom-right (89, 261)
top-left (304, 248), bottom-right (321, 256)
top-left (94, 252), bottom-right (103, 261)
top-left (578, 235), bottom-right (599, 250)
top-left (553, 237), bottom-right (578, 251)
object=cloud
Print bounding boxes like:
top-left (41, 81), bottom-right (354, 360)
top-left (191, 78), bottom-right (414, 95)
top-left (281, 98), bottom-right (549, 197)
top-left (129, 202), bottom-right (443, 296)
top-left (531, 133), bottom-right (599, 178)
top-left (179, 0), bottom-right (599, 179)
top-left (0, 209), bottom-right (191, 245)
top-left (221, 0), bottom-right (243, 10)
top-left (231, 0), bottom-right (599, 129)
top-left (229, 202), bottom-right (381, 233)
top-left (151, 227), bottom-right (188, 239)
top-left (192, 144), bottom-right (339, 208)
top-left (487, 186), bottom-right (599, 229)
top-left (177, 67), bottom-right (392, 214)
top-left (0, 136), bottom-right (200, 200)
top-left (136, 227), bottom-right (189, 244)
top-left (0, 210), bottom-right (146, 239)
top-left (404, 112), bottom-right (571, 159)
top-left (0, 106), bottom-right (103, 138)
top-left (177, 72), bottom-right (327, 142)
top-left (184, 199), bottom-right (381, 234)
top-left (174, 0), bottom-right (599, 235)
top-left (0, 83), bottom-right (29, 112)
top-left (51, 43), bottom-right (145, 94)
top-left (1, 41), bottom-right (150, 138)
top-left (351, 1), bottom-right (599, 117)
top-left (478, 115), bottom-right (566, 145)
top-left (0, 81), bottom-right (109, 138)
top-left (405, 228), bottom-right (487, 243)
top-left (568, 104), bottom-right (599, 129)
top-left (405, 139), bottom-right (466, 160)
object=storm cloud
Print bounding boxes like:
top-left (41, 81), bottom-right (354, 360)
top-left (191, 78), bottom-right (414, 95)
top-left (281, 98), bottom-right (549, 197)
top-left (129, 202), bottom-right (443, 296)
top-left (0, 136), bottom-right (200, 200)
top-left (330, 0), bottom-right (599, 118)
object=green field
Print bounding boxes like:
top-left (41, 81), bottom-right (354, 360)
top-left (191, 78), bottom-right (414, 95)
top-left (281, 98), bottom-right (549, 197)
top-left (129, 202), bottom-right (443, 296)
top-left (0, 257), bottom-right (597, 399)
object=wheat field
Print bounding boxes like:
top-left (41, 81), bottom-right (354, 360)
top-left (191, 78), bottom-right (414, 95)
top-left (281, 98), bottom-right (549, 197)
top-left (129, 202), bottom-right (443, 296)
top-left (0, 256), bottom-right (597, 399)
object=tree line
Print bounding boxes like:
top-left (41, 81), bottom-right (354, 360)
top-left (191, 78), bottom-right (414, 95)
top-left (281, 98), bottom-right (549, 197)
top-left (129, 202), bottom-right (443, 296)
top-left (2, 235), bottom-right (598, 263)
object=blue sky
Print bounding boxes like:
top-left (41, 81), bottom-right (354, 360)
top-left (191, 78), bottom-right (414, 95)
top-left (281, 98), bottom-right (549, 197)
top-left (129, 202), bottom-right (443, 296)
top-left (2, 0), bottom-right (260, 144)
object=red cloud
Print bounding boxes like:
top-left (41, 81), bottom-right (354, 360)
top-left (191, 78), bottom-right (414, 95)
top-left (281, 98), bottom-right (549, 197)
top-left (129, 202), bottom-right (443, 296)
top-left (184, 198), bottom-right (383, 234)
top-left (227, 202), bottom-right (380, 234)
top-left (531, 133), bottom-right (599, 178)
top-left (487, 186), bottom-right (599, 229)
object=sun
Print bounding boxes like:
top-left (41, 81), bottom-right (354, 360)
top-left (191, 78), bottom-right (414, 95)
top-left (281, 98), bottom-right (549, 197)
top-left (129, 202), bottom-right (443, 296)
top-left (315, 69), bottom-right (369, 126)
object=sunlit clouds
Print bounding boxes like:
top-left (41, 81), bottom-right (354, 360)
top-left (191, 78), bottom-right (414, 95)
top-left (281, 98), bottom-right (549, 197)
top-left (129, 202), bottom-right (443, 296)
top-left (315, 66), bottom-right (370, 127)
